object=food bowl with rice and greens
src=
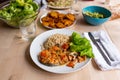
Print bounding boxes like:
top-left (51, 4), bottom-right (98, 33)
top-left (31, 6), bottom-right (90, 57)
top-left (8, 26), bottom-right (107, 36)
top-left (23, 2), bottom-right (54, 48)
top-left (0, 0), bottom-right (40, 28)
top-left (82, 6), bottom-right (112, 26)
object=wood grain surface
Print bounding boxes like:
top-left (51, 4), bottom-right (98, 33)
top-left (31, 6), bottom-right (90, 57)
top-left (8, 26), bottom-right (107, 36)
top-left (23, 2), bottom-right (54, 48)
top-left (0, 0), bottom-right (120, 80)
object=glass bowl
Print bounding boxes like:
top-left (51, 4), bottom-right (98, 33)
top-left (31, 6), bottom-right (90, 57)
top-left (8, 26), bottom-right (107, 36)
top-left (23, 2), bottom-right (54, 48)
top-left (0, 0), bottom-right (40, 28)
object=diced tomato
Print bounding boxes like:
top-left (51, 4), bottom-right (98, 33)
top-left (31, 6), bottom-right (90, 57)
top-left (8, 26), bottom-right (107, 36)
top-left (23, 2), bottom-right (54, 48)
top-left (62, 43), bottom-right (69, 49)
top-left (60, 54), bottom-right (66, 60)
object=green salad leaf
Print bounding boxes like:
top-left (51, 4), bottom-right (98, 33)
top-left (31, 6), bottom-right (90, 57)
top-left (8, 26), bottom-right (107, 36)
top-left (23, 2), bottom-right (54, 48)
top-left (0, 0), bottom-right (39, 27)
top-left (70, 32), bottom-right (94, 58)
top-left (84, 11), bottom-right (104, 18)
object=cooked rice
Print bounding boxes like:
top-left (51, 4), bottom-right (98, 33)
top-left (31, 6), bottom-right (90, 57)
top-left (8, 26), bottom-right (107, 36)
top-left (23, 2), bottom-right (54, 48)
top-left (44, 33), bottom-right (69, 49)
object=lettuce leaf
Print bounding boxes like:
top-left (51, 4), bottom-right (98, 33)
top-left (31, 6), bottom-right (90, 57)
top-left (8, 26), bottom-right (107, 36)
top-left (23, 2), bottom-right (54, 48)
top-left (70, 32), bottom-right (94, 58)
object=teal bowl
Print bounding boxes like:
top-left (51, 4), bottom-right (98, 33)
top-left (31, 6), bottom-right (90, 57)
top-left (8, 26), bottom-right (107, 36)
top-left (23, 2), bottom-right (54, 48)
top-left (82, 6), bottom-right (112, 26)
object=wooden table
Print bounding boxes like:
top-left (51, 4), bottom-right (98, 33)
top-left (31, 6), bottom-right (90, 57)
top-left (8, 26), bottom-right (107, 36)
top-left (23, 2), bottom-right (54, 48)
top-left (0, 0), bottom-right (120, 80)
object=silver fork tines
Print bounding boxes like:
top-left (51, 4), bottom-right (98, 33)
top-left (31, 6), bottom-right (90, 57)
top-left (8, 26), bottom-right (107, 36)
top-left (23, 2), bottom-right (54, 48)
top-left (95, 37), bottom-right (115, 61)
top-left (95, 37), bottom-right (120, 66)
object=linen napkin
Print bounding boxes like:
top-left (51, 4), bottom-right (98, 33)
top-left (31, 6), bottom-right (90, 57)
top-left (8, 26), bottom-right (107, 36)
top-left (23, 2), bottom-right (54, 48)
top-left (84, 30), bottom-right (120, 70)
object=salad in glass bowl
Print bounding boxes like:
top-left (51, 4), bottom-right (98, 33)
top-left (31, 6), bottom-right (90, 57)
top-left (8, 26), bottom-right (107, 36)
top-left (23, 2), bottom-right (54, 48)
top-left (0, 0), bottom-right (40, 28)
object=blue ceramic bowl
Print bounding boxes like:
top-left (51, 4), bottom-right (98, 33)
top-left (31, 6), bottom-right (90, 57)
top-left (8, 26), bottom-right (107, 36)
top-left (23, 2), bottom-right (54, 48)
top-left (82, 6), bottom-right (111, 26)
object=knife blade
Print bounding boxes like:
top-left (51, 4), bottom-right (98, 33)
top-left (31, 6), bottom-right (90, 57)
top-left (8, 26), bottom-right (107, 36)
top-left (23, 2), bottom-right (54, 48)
top-left (96, 38), bottom-right (114, 61)
top-left (88, 32), bottom-right (112, 65)
top-left (40, 0), bottom-right (44, 8)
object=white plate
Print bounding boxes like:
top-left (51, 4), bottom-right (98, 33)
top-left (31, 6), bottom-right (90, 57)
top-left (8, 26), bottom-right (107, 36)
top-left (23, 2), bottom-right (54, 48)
top-left (40, 11), bottom-right (76, 29)
top-left (42, 0), bottom-right (72, 9)
top-left (47, 5), bottom-right (71, 9)
top-left (30, 29), bottom-right (91, 74)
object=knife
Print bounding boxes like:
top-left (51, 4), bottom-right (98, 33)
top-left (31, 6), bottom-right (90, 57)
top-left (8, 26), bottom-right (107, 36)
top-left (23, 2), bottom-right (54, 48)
top-left (40, 0), bottom-right (44, 8)
top-left (88, 32), bottom-right (112, 65)
top-left (96, 38), bottom-right (114, 61)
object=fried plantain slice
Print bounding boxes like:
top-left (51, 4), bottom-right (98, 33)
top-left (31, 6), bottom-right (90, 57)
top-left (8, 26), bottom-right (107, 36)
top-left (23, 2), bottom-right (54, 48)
top-left (65, 13), bottom-right (75, 21)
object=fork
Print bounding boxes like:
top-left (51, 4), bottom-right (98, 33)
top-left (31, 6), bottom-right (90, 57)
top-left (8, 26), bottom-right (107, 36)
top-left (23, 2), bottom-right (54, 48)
top-left (95, 38), bottom-right (115, 61)
top-left (88, 32), bottom-right (112, 65)
top-left (95, 37), bottom-right (120, 66)
top-left (89, 32), bottom-right (120, 66)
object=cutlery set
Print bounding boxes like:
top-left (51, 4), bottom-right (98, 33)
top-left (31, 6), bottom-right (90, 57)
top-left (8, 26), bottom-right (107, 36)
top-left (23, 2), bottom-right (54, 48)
top-left (88, 32), bottom-right (120, 66)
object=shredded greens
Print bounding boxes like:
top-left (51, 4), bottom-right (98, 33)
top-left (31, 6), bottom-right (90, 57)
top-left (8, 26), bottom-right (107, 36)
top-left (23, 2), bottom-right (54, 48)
top-left (70, 32), bottom-right (94, 58)
top-left (0, 0), bottom-right (39, 28)
top-left (84, 11), bottom-right (104, 19)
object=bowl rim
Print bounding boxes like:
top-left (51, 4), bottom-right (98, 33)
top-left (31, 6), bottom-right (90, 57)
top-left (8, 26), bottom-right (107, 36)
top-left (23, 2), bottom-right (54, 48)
top-left (82, 5), bottom-right (112, 19)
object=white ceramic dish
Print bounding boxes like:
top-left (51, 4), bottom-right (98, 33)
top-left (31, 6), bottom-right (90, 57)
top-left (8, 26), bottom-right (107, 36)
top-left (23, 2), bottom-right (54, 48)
top-left (42, 0), bottom-right (72, 9)
top-left (30, 29), bottom-right (91, 74)
top-left (40, 11), bottom-right (76, 29)
top-left (47, 5), bottom-right (71, 9)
